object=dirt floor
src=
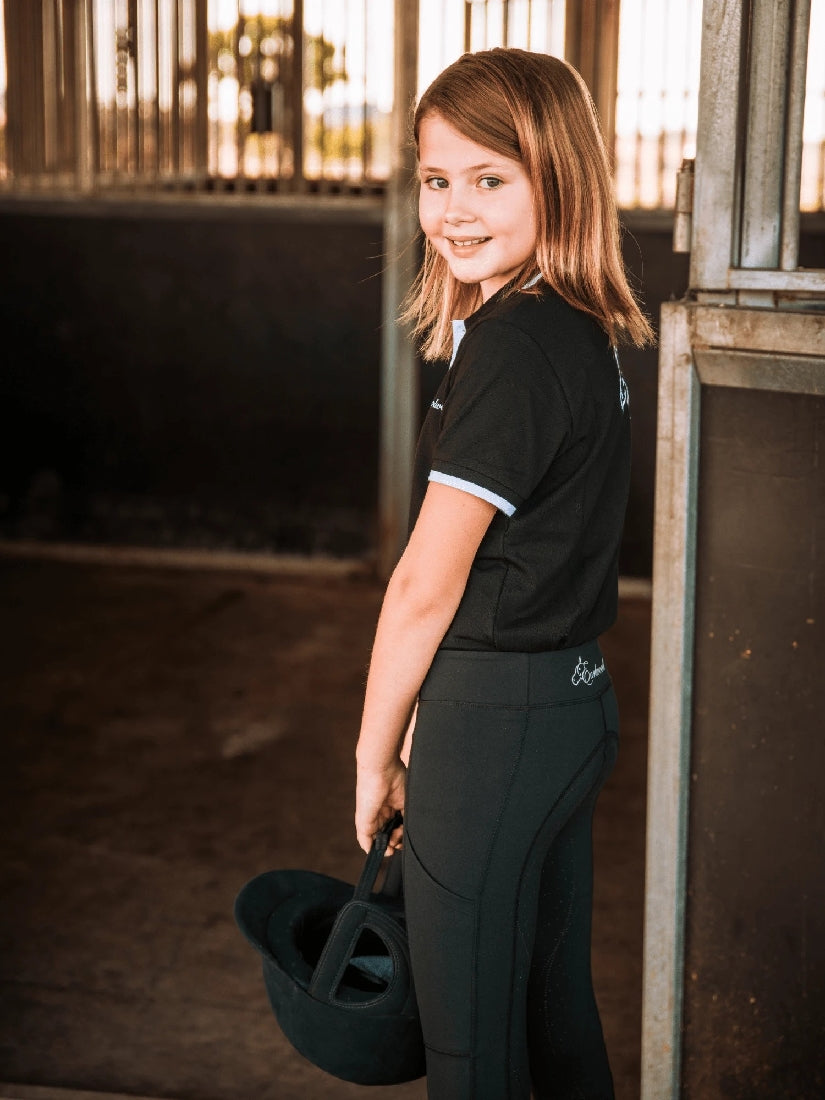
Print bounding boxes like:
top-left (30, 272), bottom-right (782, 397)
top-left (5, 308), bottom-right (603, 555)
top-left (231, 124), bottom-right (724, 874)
top-left (0, 553), bottom-right (650, 1100)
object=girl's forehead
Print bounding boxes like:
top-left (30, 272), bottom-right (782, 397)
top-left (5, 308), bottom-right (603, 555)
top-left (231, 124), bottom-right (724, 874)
top-left (417, 114), bottom-right (515, 167)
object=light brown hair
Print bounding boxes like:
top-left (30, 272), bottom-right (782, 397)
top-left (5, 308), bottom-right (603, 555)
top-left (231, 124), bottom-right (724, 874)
top-left (402, 48), bottom-right (654, 359)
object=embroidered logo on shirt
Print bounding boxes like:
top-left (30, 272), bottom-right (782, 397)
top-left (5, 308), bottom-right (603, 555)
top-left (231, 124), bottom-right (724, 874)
top-left (431, 398), bottom-right (443, 411)
top-left (613, 346), bottom-right (630, 412)
top-left (571, 656), bottom-right (606, 686)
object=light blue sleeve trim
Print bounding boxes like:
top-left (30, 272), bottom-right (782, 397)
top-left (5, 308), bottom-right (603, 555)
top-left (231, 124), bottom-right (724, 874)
top-left (429, 470), bottom-right (517, 516)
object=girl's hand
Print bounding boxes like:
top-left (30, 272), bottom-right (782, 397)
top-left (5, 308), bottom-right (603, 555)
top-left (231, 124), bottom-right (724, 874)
top-left (355, 759), bottom-right (407, 854)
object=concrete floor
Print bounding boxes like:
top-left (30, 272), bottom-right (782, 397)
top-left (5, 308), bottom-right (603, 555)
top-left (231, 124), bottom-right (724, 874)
top-left (0, 552), bottom-right (650, 1100)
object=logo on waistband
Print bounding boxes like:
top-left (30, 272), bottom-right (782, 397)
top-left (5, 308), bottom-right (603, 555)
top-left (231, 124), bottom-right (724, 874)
top-left (571, 656), bottom-right (606, 686)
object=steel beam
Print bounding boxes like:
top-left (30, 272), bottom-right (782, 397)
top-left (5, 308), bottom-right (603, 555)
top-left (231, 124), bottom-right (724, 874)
top-left (378, 0), bottom-right (419, 578)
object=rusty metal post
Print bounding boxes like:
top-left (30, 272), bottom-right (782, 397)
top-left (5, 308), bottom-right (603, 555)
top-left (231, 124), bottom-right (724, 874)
top-left (378, 0), bottom-right (419, 579)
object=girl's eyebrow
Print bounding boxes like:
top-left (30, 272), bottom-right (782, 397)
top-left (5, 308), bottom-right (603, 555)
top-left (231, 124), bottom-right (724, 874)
top-left (418, 161), bottom-right (508, 174)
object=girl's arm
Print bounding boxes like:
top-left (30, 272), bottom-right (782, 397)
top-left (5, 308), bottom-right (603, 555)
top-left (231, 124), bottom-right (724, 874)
top-left (355, 481), bottom-right (495, 852)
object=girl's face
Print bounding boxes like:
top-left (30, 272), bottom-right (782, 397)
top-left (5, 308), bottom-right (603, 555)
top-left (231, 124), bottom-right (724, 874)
top-left (417, 113), bottom-right (537, 303)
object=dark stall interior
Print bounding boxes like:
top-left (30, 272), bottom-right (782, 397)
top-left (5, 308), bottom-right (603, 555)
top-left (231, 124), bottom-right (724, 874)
top-left (0, 201), bottom-right (708, 578)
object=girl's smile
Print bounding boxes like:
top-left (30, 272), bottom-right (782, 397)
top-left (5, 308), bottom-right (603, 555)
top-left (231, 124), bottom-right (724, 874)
top-left (417, 113), bottom-right (537, 302)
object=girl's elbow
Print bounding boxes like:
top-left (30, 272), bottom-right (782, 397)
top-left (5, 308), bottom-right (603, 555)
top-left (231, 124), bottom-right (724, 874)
top-left (388, 558), bottom-right (461, 624)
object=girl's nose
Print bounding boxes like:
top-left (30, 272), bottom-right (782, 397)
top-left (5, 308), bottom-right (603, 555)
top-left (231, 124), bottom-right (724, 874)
top-left (444, 189), bottom-right (475, 225)
top-left (444, 207), bottom-right (475, 225)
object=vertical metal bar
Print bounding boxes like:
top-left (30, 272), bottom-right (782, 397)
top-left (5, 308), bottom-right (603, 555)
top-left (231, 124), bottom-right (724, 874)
top-left (235, 3), bottom-right (244, 181)
top-left (640, 302), bottom-right (699, 1100)
top-left (194, 0), bottom-right (208, 178)
top-left (740, 0), bottom-right (792, 269)
top-left (172, 0), bottom-right (180, 174)
top-left (292, 0), bottom-right (304, 188)
top-left (42, 0), bottom-right (58, 175)
top-left (362, 0), bottom-right (369, 180)
top-left (564, 0), bottom-right (619, 164)
top-left (464, 0), bottom-right (472, 53)
top-left (378, 0), bottom-right (419, 578)
top-left (87, 0), bottom-right (100, 180)
top-left (131, 0), bottom-right (141, 175)
top-left (689, 0), bottom-right (745, 291)
top-left (75, 0), bottom-right (93, 189)
top-left (155, 0), bottom-right (162, 175)
top-left (780, 0), bottom-right (811, 271)
top-left (61, 0), bottom-right (78, 179)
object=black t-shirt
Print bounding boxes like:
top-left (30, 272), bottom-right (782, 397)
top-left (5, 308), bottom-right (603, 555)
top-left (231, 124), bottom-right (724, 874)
top-left (409, 283), bottom-right (631, 652)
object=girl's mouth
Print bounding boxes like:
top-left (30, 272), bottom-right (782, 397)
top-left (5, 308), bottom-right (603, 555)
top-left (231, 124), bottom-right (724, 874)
top-left (448, 236), bottom-right (491, 248)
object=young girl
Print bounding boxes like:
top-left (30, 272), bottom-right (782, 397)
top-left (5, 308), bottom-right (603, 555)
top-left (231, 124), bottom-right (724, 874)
top-left (355, 48), bottom-right (652, 1099)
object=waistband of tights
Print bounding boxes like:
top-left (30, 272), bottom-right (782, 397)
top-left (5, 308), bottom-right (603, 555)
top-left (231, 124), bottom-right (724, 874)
top-left (419, 641), bottom-right (610, 707)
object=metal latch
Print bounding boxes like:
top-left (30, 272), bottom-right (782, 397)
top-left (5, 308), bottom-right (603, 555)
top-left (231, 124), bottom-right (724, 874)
top-left (673, 158), bottom-right (695, 254)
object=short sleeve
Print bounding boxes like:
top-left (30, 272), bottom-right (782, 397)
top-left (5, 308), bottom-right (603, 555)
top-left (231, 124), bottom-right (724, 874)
top-left (429, 320), bottom-right (570, 514)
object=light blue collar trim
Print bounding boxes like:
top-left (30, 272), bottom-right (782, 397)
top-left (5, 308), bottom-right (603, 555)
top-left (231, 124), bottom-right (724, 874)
top-left (449, 318), bottom-right (466, 368)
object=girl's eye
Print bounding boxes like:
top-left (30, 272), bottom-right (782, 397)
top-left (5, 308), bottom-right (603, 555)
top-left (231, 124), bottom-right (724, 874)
top-left (424, 176), bottom-right (449, 190)
top-left (479, 176), bottom-right (503, 189)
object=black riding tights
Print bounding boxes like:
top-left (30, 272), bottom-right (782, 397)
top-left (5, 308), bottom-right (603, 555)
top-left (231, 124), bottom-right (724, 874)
top-left (403, 641), bottom-right (618, 1099)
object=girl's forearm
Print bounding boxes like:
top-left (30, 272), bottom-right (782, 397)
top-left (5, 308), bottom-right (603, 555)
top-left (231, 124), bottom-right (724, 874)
top-left (356, 482), bottom-right (496, 774)
top-left (355, 569), bottom-right (459, 771)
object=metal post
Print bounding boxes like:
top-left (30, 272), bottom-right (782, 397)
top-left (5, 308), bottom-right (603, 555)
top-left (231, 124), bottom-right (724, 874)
top-left (74, 0), bottom-right (93, 191)
top-left (194, 0), bottom-right (209, 179)
top-left (740, 0), bottom-right (793, 270)
top-left (688, 0), bottom-right (745, 294)
top-left (564, 0), bottom-right (620, 161)
top-left (640, 304), bottom-right (699, 1100)
top-left (378, 0), bottom-right (419, 579)
top-left (292, 0), bottom-right (304, 188)
top-left (780, 0), bottom-right (811, 271)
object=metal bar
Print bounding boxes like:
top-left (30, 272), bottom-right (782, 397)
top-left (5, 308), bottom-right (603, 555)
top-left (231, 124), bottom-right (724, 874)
top-left (640, 302), bottom-right (700, 1100)
top-left (740, 0), bottom-right (792, 268)
top-left (194, 0), bottom-right (208, 177)
top-left (172, 0), bottom-right (181, 174)
top-left (155, 0), bottom-right (162, 175)
top-left (61, 0), bottom-right (78, 178)
top-left (42, 0), bottom-right (59, 174)
top-left (362, 0), bottom-right (370, 178)
top-left (292, 0), bottom-right (304, 187)
top-left (131, 0), bottom-right (141, 176)
top-left (564, 0), bottom-right (619, 164)
top-left (689, 0), bottom-right (746, 289)
top-left (87, 0), bottom-right (100, 179)
top-left (694, 347), bottom-right (825, 395)
top-left (378, 0), bottom-right (419, 578)
top-left (74, 0), bottom-right (93, 190)
top-left (691, 301), bottom-right (825, 354)
top-left (234, 6), bottom-right (244, 180)
top-left (726, 266), bottom-right (825, 291)
top-left (780, 0), bottom-right (811, 270)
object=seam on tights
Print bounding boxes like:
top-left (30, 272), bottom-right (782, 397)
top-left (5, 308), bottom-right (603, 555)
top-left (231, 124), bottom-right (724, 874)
top-left (473, 705), bottom-right (530, 1097)
top-left (511, 730), bottom-right (615, 1097)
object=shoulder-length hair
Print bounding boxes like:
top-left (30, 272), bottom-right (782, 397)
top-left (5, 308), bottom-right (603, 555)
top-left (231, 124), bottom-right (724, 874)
top-left (401, 48), bottom-right (654, 360)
